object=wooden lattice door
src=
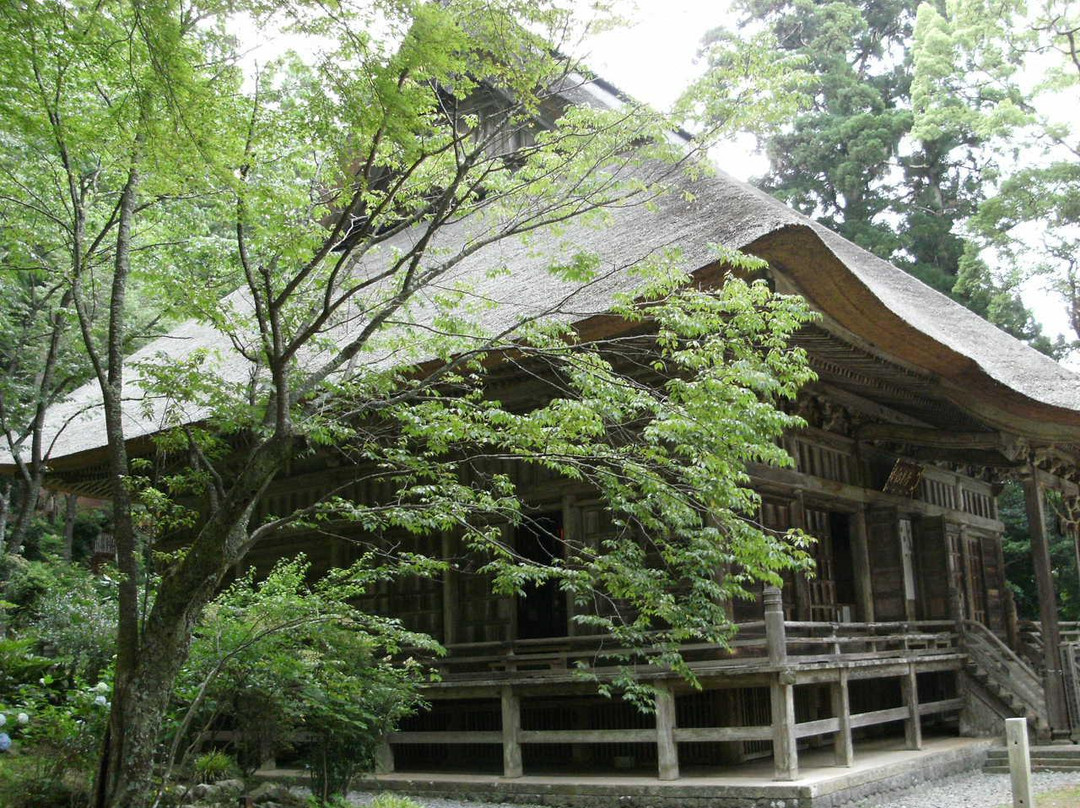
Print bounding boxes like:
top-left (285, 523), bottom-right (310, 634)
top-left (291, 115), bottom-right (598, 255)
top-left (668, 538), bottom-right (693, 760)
top-left (964, 534), bottom-right (988, 625)
top-left (945, 525), bottom-right (966, 622)
top-left (805, 507), bottom-right (839, 621)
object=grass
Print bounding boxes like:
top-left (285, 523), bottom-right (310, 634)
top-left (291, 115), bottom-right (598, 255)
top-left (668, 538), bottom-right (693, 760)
top-left (995, 784), bottom-right (1080, 807)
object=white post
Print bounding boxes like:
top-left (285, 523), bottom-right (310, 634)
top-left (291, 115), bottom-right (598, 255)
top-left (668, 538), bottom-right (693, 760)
top-left (1006, 717), bottom-right (1035, 808)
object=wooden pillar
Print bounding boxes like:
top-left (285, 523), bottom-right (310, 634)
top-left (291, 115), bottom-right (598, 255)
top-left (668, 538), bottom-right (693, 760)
top-left (899, 517), bottom-right (918, 621)
top-left (441, 532), bottom-right (458, 646)
top-left (944, 524), bottom-right (966, 625)
top-left (901, 664), bottom-right (922, 750)
top-left (502, 523), bottom-right (518, 642)
top-left (764, 585), bottom-right (788, 665)
top-left (770, 676), bottom-right (798, 780)
top-left (997, 536), bottom-right (1020, 650)
top-left (958, 526), bottom-right (976, 621)
top-left (1023, 471), bottom-right (1070, 733)
top-left (501, 686), bottom-right (523, 778)
top-left (851, 507), bottom-right (875, 623)
top-left (791, 494), bottom-right (811, 620)
top-left (831, 669), bottom-right (853, 767)
top-left (562, 496), bottom-right (579, 636)
top-left (765, 585), bottom-right (797, 779)
top-left (655, 683), bottom-right (679, 781)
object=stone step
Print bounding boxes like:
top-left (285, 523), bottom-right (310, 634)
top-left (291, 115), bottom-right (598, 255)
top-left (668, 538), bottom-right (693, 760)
top-left (986, 749), bottom-right (1080, 761)
top-left (984, 764), bottom-right (1080, 773)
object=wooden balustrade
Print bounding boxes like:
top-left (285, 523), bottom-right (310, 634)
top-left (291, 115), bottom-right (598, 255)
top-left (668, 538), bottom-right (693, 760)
top-left (421, 619), bottom-right (960, 681)
top-left (389, 618), bottom-right (965, 781)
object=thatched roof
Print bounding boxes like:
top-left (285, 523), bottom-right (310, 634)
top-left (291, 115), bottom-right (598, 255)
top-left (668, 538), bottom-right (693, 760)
top-left (12, 80), bottom-right (1080, 472)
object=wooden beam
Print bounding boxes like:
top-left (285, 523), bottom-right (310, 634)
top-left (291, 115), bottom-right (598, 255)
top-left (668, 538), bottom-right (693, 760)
top-left (672, 726), bottom-right (773, 743)
top-left (518, 729), bottom-right (657, 744)
top-left (1035, 467), bottom-right (1080, 498)
top-left (848, 705), bottom-right (910, 729)
top-left (655, 684), bottom-right (680, 781)
top-left (749, 465), bottom-right (1005, 533)
top-left (794, 716), bottom-right (841, 738)
top-left (857, 424), bottom-right (1023, 457)
top-left (832, 670), bottom-right (854, 767)
top-left (389, 731), bottom-right (503, 744)
top-left (501, 686), bottom-right (523, 778)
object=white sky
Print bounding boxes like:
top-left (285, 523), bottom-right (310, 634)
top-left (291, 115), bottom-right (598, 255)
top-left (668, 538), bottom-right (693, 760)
top-left (578, 0), bottom-right (772, 181)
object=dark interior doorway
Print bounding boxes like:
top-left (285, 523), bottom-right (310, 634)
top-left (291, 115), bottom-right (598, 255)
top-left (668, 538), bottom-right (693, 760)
top-left (829, 512), bottom-right (857, 616)
top-left (516, 512), bottom-right (567, 639)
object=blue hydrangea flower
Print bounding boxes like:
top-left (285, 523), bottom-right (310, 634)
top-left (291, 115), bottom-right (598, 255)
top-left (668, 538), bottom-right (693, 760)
top-left (0, 733), bottom-right (11, 752)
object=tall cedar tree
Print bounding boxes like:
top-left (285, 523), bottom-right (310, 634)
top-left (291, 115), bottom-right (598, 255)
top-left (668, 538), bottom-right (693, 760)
top-left (913, 0), bottom-right (1080, 350)
top-left (704, 0), bottom-right (1057, 352)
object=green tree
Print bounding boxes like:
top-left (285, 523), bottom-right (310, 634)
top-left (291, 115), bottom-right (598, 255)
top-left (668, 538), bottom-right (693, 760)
top-left (998, 483), bottom-right (1080, 621)
top-left (0, 1), bottom-right (816, 805)
top-left (164, 556), bottom-right (435, 801)
top-left (912, 0), bottom-right (1080, 350)
top-left (705, 0), bottom-right (1053, 348)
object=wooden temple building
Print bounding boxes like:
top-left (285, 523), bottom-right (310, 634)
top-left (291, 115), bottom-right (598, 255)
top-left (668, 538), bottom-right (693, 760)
top-left (14, 76), bottom-right (1080, 788)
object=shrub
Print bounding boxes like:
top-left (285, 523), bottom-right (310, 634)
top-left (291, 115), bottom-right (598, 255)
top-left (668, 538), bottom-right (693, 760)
top-left (192, 749), bottom-right (239, 783)
top-left (370, 795), bottom-right (424, 808)
top-left (169, 556), bottom-right (439, 804)
top-left (0, 557), bottom-right (115, 808)
top-left (0, 684), bottom-right (109, 808)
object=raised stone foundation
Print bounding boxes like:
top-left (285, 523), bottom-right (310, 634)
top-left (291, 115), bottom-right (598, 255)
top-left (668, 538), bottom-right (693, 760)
top-left (339, 737), bottom-right (996, 808)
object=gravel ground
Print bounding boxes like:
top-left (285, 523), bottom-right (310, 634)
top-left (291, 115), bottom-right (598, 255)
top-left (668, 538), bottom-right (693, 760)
top-left (852, 770), bottom-right (1080, 808)
top-left (346, 796), bottom-right (531, 808)
top-left (340, 770), bottom-right (1080, 808)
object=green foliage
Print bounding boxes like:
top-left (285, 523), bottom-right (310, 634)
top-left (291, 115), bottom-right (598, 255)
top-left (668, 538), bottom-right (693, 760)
top-left (0, 557), bottom-right (117, 686)
top-left (700, 0), bottom-right (1051, 349)
top-left (0, 682), bottom-right (110, 808)
top-left (999, 482), bottom-right (1080, 621)
top-left (369, 795), bottom-right (424, 808)
top-left (191, 750), bottom-right (238, 784)
top-left (0, 638), bottom-right (51, 705)
top-left (912, 0), bottom-right (1080, 350)
top-left (169, 557), bottom-right (434, 799)
top-left (0, 556), bottom-right (114, 807)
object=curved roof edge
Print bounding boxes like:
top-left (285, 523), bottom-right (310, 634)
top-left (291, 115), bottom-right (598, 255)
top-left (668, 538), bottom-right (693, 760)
top-left (747, 222), bottom-right (1080, 442)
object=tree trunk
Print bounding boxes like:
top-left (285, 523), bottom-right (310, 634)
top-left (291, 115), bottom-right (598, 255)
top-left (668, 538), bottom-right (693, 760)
top-left (0, 481), bottom-right (10, 557)
top-left (8, 476), bottom-right (42, 554)
top-left (94, 433), bottom-right (293, 807)
top-left (62, 492), bottom-right (78, 563)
